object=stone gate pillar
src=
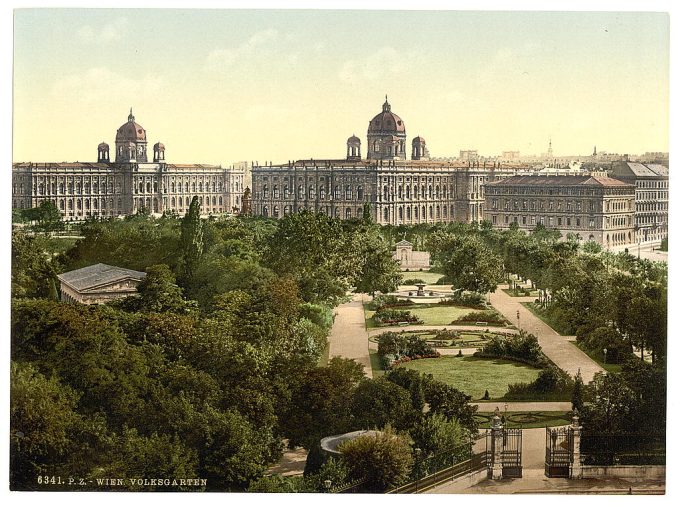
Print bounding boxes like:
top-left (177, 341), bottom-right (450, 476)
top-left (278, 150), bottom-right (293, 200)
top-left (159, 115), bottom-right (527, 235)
top-left (491, 407), bottom-right (504, 480)
top-left (570, 410), bottom-right (582, 479)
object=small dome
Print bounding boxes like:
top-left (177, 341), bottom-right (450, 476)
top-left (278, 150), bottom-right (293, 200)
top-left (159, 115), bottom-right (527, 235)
top-left (154, 142), bottom-right (165, 150)
top-left (347, 135), bottom-right (361, 144)
top-left (98, 141), bottom-right (109, 149)
top-left (412, 136), bottom-right (426, 145)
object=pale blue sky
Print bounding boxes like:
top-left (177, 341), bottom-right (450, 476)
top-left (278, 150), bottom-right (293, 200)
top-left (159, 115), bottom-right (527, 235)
top-left (13, 9), bottom-right (669, 165)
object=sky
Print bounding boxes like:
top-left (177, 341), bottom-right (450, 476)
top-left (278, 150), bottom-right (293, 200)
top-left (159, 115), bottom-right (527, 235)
top-left (12, 9), bottom-right (669, 166)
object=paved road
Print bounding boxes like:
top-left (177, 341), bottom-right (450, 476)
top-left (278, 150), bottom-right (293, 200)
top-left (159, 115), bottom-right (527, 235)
top-left (328, 293), bottom-right (372, 378)
top-left (489, 285), bottom-right (603, 382)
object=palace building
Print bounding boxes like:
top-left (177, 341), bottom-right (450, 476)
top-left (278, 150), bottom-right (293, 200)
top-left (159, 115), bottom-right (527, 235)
top-left (251, 98), bottom-right (526, 225)
top-left (12, 110), bottom-right (245, 220)
top-left (483, 175), bottom-right (636, 249)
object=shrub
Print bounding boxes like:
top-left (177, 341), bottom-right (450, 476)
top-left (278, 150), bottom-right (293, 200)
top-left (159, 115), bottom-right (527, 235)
top-left (299, 302), bottom-right (334, 330)
top-left (476, 330), bottom-right (546, 365)
top-left (402, 278), bottom-right (425, 285)
top-left (373, 308), bottom-right (423, 326)
top-left (433, 329), bottom-right (459, 341)
top-left (338, 427), bottom-right (413, 492)
top-left (576, 325), bottom-right (633, 364)
top-left (438, 291), bottom-right (485, 308)
top-left (376, 332), bottom-right (438, 369)
top-left (505, 366), bottom-right (573, 398)
top-left (452, 311), bottom-right (506, 326)
top-left (366, 295), bottom-right (413, 311)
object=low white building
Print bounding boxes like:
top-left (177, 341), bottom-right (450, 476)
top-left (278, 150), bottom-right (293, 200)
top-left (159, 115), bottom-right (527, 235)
top-left (57, 263), bottom-right (146, 304)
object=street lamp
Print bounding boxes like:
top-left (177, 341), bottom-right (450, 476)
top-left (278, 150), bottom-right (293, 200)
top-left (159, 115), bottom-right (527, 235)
top-left (516, 310), bottom-right (520, 329)
top-left (603, 348), bottom-right (608, 364)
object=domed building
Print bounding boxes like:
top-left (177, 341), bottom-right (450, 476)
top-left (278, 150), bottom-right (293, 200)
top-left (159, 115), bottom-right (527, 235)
top-left (367, 97), bottom-right (407, 160)
top-left (12, 109), bottom-right (246, 221)
top-left (251, 97), bottom-right (521, 226)
top-left (116, 109), bottom-right (148, 162)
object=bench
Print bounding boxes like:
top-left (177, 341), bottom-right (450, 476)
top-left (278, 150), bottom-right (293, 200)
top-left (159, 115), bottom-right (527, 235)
top-left (474, 321), bottom-right (488, 326)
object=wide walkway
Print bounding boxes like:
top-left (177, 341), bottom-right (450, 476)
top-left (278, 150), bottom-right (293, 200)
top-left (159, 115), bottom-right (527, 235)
top-left (489, 285), bottom-right (603, 382)
top-left (328, 293), bottom-right (372, 378)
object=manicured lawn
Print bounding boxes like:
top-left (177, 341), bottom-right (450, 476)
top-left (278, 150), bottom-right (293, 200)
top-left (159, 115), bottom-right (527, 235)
top-left (369, 330), bottom-right (495, 348)
top-left (400, 270), bottom-right (445, 285)
top-left (570, 340), bottom-right (623, 374)
top-left (521, 302), bottom-right (573, 335)
top-left (397, 356), bottom-right (541, 400)
top-left (475, 411), bottom-right (572, 429)
top-left (365, 303), bottom-right (505, 328)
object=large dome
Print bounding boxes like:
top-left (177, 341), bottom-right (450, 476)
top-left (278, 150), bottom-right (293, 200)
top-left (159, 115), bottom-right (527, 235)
top-left (368, 97), bottom-right (405, 134)
top-left (115, 109), bottom-right (146, 143)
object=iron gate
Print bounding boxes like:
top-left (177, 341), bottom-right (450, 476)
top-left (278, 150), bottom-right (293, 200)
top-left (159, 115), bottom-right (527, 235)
top-left (486, 428), bottom-right (523, 478)
top-left (545, 427), bottom-right (573, 477)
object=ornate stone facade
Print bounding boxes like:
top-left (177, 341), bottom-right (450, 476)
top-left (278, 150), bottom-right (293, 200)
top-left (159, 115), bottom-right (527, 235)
top-left (12, 111), bottom-right (245, 220)
top-left (252, 99), bottom-right (522, 225)
top-left (484, 175), bottom-right (636, 249)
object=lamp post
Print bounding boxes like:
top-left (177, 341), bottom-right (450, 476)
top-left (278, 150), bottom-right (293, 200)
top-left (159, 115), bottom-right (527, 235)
top-left (414, 447), bottom-right (422, 493)
top-left (603, 347), bottom-right (608, 364)
top-left (516, 310), bottom-right (520, 330)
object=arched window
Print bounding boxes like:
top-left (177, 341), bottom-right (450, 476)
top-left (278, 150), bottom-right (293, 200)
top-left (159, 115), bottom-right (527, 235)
top-left (345, 208), bottom-right (352, 219)
top-left (398, 207), bottom-right (403, 221)
top-left (263, 185), bottom-right (269, 198)
top-left (218, 196), bottom-right (223, 205)
top-left (154, 182), bottom-right (158, 192)
top-left (383, 208), bottom-right (389, 221)
top-left (117, 198), bottom-right (122, 210)
top-left (320, 186), bottom-right (326, 200)
top-left (357, 186), bottom-right (363, 200)
top-left (273, 185), bottom-right (279, 198)
top-left (284, 186), bottom-right (290, 199)
top-left (345, 185), bottom-right (352, 199)
top-left (171, 197), bottom-right (176, 207)
top-left (383, 186), bottom-right (389, 201)
top-left (406, 207), bottom-right (411, 220)
top-left (309, 186), bottom-right (316, 199)
top-left (406, 186), bottom-right (411, 199)
top-left (192, 182), bottom-right (196, 192)
top-left (85, 183), bottom-right (90, 194)
top-left (334, 186), bottom-right (341, 199)
top-left (263, 206), bottom-right (269, 217)
top-left (59, 199), bottom-right (64, 210)
top-left (398, 186), bottom-right (403, 199)
top-left (59, 183), bottom-right (64, 194)
top-left (298, 185), bottom-right (304, 199)
top-left (146, 182), bottom-right (151, 193)
top-left (199, 182), bottom-right (203, 192)
top-left (273, 206), bottom-right (280, 218)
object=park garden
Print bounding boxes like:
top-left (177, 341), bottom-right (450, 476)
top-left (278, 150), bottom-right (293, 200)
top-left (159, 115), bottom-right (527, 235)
top-left (10, 207), bottom-right (667, 492)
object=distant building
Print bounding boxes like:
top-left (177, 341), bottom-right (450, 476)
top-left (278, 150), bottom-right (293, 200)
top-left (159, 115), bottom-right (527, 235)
top-left (459, 150), bottom-right (479, 161)
top-left (392, 240), bottom-right (430, 270)
top-left (608, 162), bottom-right (668, 244)
top-left (57, 263), bottom-right (147, 304)
top-left (12, 110), bottom-right (245, 220)
top-left (501, 151), bottom-right (520, 160)
top-left (484, 175), bottom-right (636, 249)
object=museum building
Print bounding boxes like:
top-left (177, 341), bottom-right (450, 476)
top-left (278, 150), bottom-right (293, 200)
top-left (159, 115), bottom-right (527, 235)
top-left (12, 110), bottom-right (245, 220)
top-left (251, 98), bottom-right (526, 225)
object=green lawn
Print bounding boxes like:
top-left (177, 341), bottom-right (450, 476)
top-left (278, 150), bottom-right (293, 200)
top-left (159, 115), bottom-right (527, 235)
top-left (399, 270), bottom-right (445, 285)
top-left (475, 411), bottom-right (572, 429)
top-left (365, 303), bottom-right (503, 328)
top-left (397, 356), bottom-right (541, 400)
top-left (521, 302), bottom-right (573, 335)
top-left (570, 340), bottom-right (623, 374)
top-left (369, 330), bottom-right (494, 348)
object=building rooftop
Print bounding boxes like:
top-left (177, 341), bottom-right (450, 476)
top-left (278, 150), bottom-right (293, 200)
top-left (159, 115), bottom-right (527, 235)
top-left (57, 263), bottom-right (146, 292)
top-left (486, 175), bottom-right (634, 187)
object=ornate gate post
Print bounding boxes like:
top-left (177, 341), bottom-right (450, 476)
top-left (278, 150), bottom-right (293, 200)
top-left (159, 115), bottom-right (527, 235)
top-left (491, 407), bottom-right (504, 480)
top-left (570, 410), bottom-right (582, 479)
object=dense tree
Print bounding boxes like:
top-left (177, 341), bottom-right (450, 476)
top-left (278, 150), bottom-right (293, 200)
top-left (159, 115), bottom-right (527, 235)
top-left (351, 378), bottom-right (418, 431)
top-left (180, 196), bottom-right (205, 281)
top-left (338, 426), bottom-right (413, 492)
top-left (428, 233), bottom-right (503, 293)
top-left (12, 231), bottom-right (59, 299)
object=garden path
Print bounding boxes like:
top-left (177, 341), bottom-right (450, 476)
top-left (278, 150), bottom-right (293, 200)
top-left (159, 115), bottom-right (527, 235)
top-left (328, 293), bottom-right (372, 378)
top-left (489, 285), bottom-right (603, 383)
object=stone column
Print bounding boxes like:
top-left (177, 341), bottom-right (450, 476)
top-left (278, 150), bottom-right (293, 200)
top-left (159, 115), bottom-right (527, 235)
top-left (491, 407), bottom-right (504, 480)
top-left (570, 410), bottom-right (582, 479)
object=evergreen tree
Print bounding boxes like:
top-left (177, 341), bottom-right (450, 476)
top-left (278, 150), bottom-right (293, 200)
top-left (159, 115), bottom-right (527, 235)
top-left (571, 370), bottom-right (584, 413)
top-left (180, 196), bottom-right (204, 280)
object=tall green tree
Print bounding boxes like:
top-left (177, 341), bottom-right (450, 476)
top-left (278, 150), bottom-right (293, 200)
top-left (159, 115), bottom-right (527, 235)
top-left (180, 196), bottom-right (204, 281)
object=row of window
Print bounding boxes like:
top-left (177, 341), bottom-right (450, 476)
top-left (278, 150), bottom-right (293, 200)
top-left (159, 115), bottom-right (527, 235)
top-left (261, 185), bottom-right (365, 201)
top-left (491, 215), bottom-right (595, 229)
top-left (490, 199), bottom-right (597, 212)
top-left (135, 181), bottom-right (225, 194)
